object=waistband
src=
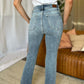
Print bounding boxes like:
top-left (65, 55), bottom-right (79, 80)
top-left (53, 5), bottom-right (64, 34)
top-left (33, 3), bottom-right (59, 11)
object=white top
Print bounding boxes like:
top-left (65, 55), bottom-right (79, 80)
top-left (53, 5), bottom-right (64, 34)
top-left (32, 0), bottom-right (57, 7)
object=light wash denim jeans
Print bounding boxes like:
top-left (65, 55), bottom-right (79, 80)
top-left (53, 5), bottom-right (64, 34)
top-left (20, 3), bottom-right (63, 84)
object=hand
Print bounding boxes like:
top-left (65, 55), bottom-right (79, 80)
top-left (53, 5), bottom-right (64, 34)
top-left (63, 21), bottom-right (67, 27)
top-left (27, 19), bottom-right (30, 24)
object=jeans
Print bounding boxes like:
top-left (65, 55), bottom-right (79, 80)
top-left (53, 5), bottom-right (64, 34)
top-left (20, 3), bottom-right (63, 84)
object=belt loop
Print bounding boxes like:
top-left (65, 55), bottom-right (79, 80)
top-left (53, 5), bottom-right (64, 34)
top-left (57, 4), bottom-right (59, 10)
top-left (43, 5), bottom-right (44, 10)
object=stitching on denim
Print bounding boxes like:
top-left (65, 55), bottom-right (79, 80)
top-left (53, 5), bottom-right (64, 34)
top-left (45, 11), bottom-right (60, 16)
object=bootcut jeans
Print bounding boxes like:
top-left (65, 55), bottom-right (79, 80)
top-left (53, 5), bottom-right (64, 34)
top-left (20, 3), bottom-right (63, 84)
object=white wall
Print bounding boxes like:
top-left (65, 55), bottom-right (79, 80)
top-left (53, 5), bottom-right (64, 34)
top-left (65, 0), bottom-right (84, 30)
top-left (72, 0), bottom-right (84, 30)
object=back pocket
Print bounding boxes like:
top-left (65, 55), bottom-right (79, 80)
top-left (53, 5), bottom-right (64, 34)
top-left (46, 11), bottom-right (63, 31)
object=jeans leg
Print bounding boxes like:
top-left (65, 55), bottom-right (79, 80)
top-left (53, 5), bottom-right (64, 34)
top-left (20, 31), bottom-right (43, 84)
top-left (45, 32), bottom-right (62, 84)
top-left (44, 6), bottom-right (63, 84)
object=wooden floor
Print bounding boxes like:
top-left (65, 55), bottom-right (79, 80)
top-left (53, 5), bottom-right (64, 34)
top-left (0, 60), bottom-right (84, 84)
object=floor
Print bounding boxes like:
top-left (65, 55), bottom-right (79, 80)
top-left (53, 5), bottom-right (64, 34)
top-left (0, 60), bottom-right (84, 84)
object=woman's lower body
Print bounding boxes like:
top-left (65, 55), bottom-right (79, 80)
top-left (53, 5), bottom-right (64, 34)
top-left (20, 3), bottom-right (63, 84)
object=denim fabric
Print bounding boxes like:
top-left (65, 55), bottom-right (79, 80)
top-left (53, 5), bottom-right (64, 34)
top-left (20, 4), bottom-right (63, 84)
